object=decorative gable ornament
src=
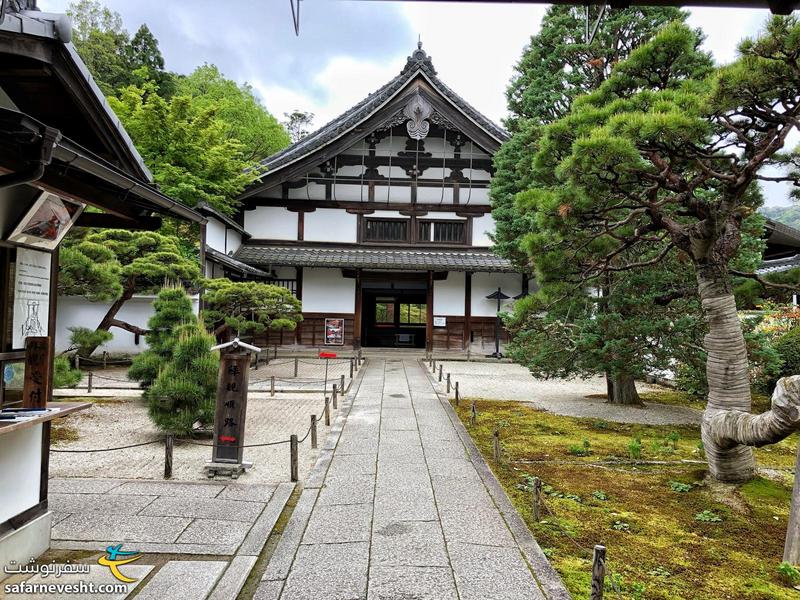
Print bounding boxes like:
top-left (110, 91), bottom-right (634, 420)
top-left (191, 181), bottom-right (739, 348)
top-left (404, 93), bottom-right (433, 140)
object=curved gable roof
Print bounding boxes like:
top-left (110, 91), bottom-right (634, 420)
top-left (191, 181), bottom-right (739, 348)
top-left (241, 43), bottom-right (507, 199)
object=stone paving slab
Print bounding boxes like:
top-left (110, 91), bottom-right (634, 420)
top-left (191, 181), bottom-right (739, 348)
top-left (238, 482), bottom-right (295, 557)
top-left (109, 481), bottom-right (225, 498)
top-left (218, 483), bottom-right (277, 503)
top-left (49, 493), bottom-right (156, 516)
top-left (208, 555), bottom-right (258, 600)
top-left (10, 564), bottom-right (153, 600)
top-left (139, 496), bottom-right (265, 522)
top-left (176, 518), bottom-right (252, 546)
top-left (48, 478), bottom-right (124, 495)
top-left (262, 359), bottom-right (569, 600)
top-left (52, 514), bottom-right (190, 543)
top-left (135, 560), bottom-right (227, 600)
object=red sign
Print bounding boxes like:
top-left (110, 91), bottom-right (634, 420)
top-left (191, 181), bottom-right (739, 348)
top-left (319, 351), bottom-right (337, 359)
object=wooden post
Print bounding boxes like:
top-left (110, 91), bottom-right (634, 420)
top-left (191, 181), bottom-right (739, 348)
top-left (784, 441), bottom-right (800, 563)
top-left (23, 337), bottom-right (51, 408)
top-left (446, 372), bottom-right (451, 393)
top-left (493, 429), bottom-right (501, 462)
top-left (311, 415), bottom-right (318, 449)
top-left (432, 358), bottom-right (436, 373)
top-left (332, 384), bottom-right (338, 409)
top-left (294, 357), bottom-right (299, 378)
top-left (251, 352), bottom-right (258, 370)
top-left (270, 375), bottom-right (276, 397)
top-left (470, 399), bottom-right (477, 426)
top-left (274, 345), bottom-right (278, 360)
top-left (164, 434), bottom-right (174, 479)
top-left (211, 352), bottom-right (251, 465)
top-left (102, 351), bottom-right (107, 370)
top-left (532, 477), bottom-right (542, 522)
top-left (87, 371), bottom-right (93, 394)
top-left (290, 434), bottom-right (298, 482)
top-left (324, 397), bottom-right (331, 426)
top-left (455, 381), bottom-right (459, 406)
top-left (75, 354), bottom-right (80, 370)
top-left (340, 374), bottom-right (345, 392)
top-left (350, 357), bottom-right (354, 379)
top-left (438, 364), bottom-right (443, 382)
top-left (590, 545), bottom-right (606, 600)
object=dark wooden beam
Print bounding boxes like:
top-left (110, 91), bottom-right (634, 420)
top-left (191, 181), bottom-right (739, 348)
top-left (243, 198), bottom-right (491, 214)
top-left (76, 212), bottom-right (162, 231)
top-left (426, 271), bottom-right (434, 353)
top-left (354, 269), bottom-right (363, 349)
top-left (464, 272), bottom-right (472, 351)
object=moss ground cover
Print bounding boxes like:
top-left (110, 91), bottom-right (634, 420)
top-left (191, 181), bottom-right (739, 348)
top-left (455, 393), bottom-right (799, 599)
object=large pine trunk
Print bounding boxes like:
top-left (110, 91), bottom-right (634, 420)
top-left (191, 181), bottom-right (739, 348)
top-left (606, 372), bottom-right (642, 405)
top-left (697, 267), bottom-right (756, 482)
top-left (78, 278), bottom-right (136, 358)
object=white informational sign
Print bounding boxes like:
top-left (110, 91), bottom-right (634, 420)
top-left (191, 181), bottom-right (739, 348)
top-left (433, 316), bottom-right (447, 327)
top-left (12, 248), bottom-right (52, 349)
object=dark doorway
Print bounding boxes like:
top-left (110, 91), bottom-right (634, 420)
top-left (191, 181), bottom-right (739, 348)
top-left (362, 284), bottom-right (427, 348)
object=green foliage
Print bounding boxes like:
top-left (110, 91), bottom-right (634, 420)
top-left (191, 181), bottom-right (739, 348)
top-left (129, 285), bottom-right (198, 388)
top-left (592, 490), bottom-right (609, 501)
top-left (694, 510), bottom-right (723, 523)
top-left (53, 356), bottom-right (82, 389)
top-left (177, 65), bottom-right (290, 161)
top-left (669, 481), bottom-right (692, 493)
top-left (777, 561), bottom-right (800, 585)
top-left (108, 83), bottom-right (255, 216)
top-left (628, 437), bottom-right (642, 459)
top-left (58, 244), bottom-right (122, 301)
top-left (283, 110), bottom-right (315, 144)
top-left (145, 324), bottom-right (218, 435)
top-left (202, 278), bottom-right (303, 336)
top-left (775, 326), bottom-right (800, 380)
top-left (612, 520), bottom-right (631, 532)
top-left (67, 327), bottom-right (113, 356)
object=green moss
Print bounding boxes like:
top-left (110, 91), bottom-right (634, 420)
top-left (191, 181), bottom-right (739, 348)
top-left (458, 398), bottom-right (799, 600)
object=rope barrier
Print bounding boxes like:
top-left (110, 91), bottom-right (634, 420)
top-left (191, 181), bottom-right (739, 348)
top-left (179, 438), bottom-right (290, 449)
top-left (50, 440), bottom-right (161, 453)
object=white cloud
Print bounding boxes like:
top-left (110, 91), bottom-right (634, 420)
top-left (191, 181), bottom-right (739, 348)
top-left (687, 7), bottom-right (770, 64)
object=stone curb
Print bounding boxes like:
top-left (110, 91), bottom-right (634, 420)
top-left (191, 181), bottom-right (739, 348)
top-left (419, 359), bottom-right (572, 600)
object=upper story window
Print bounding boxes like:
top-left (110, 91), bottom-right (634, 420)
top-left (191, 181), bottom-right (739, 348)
top-left (364, 219), bottom-right (408, 242)
top-left (418, 220), bottom-right (466, 244)
top-left (362, 217), bottom-right (468, 245)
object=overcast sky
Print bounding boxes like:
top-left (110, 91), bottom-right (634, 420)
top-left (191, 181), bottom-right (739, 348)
top-left (38, 1), bottom-right (791, 206)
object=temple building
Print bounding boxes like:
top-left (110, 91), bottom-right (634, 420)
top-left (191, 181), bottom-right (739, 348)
top-left (206, 43), bottom-right (526, 352)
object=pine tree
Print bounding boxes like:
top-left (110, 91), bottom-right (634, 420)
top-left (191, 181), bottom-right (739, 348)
top-left (128, 285), bottom-right (197, 388)
top-left (145, 324), bottom-right (218, 436)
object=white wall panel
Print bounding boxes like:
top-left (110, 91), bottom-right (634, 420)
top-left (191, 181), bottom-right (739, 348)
top-left (245, 207), bottom-right (298, 240)
top-left (471, 273), bottom-right (521, 317)
top-left (302, 269), bottom-right (355, 313)
top-left (206, 219), bottom-right (227, 252)
top-left (472, 214), bottom-right (496, 246)
top-left (304, 209), bottom-right (358, 243)
top-left (433, 272), bottom-right (465, 316)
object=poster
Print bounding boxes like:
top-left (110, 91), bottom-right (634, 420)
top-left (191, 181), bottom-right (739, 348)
top-left (12, 248), bottom-right (52, 349)
top-left (6, 192), bottom-right (84, 250)
top-left (433, 316), bottom-right (447, 327)
top-left (324, 318), bottom-right (344, 346)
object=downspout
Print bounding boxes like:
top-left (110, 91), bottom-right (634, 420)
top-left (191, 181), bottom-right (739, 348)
top-left (0, 126), bottom-right (61, 190)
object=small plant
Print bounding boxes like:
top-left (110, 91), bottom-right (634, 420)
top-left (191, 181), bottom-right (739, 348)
top-left (592, 490), bottom-right (609, 501)
top-left (591, 420), bottom-right (610, 430)
top-left (628, 437), bottom-right (642, 460)
top-left (648, 566), bottom-right (672, 578)
top-left (541, 548), bottom-right (554, 559)
top-left (53, 356), bottom-right (81, 388)
top-left (568, 438), bottom-right (592, 457)
top-left (612, 520), bottom-right (631, 532)
top-left (694, 510), bottom-right (722, 523)
top-left (497, 419), bottom-right (511, 428)
top-left (631, 582), bottom-right (647, 600)
top-left (777, 561), bottom-right (800, 585)
top-left (564, 493), bottom-right (582, 503)
top-left (667, 431), bottom-right (680, 450)
top-left (669, 481), bottom-right (692, 493)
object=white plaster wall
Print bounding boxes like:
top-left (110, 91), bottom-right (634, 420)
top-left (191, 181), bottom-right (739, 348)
top-left (472, 214), bottom-right (496, 247)
top-left (206, 219), bottom-right (227, 252)
top-left (245, 206), bottom-right (298, 240)
top-left (471, 273), bottom-right (521, 317)
top-left (302, 269), bottom-right (355, 313)
top-left (55, 294), bottom-right (200, 355)
top-left (433, 272), bottom-right (465, 316)
top-left (304, 209), bottom-right (358, 243)
top-left (287, 182), bottom-right (326, 201)
top-left (226, 230), bottom-right (243, 254)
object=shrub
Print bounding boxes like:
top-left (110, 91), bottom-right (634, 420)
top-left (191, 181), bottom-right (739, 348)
top-left (777, 561), bottom-right (800, 585)
top-left (628, 437), bottom-right (642, 460)
top-left (775, 326), bottom-right (800, 380)
top-left (145, 325), bottom-right (218, 436)
top-left (53, 356), bottom-right (81, 388)
top-left (68, 327), bottom-right (113, 358)
top-left (129, 285), bottom-right (197, 388)
top-left (669, 481), bottom-right (692, 493)
top-left (694, 510), bottom-right (722, 523)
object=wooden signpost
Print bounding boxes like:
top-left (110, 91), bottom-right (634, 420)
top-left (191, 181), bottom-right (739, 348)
top-left (204, 338), bottom-right (260, 479)
top-left (23, 336), bottom-right (51, 409)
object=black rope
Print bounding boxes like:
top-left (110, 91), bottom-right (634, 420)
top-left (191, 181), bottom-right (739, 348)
top-left (178, 438), bottom-right (290, 449)
top-left (50, 440), bottom-right (161, 453)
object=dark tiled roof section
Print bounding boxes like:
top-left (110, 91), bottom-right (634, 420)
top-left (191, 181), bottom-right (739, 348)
top-left (253, 44), bottom-right (508, 177)
top-left (206, 246), bottom-right (269, 277)
top-left (234, 245), bottom-right (515, 273)
top-left (757, 254), bottom-right (800, 275)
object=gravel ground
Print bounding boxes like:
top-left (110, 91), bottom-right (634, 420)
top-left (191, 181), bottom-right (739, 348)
top-left (436, 360), bottom-right (702, 425)
top-left (50, 393), bottom-right (336, 483)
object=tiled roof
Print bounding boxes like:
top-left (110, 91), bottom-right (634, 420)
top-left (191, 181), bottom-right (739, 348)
top-left (206, 246), bottom-right (269, 278)
top-left (757, 254), bottom-right (800, 275)
top-left (196, 203), bottom-right (250, 238)
top-left (251, 44), bottom-right (508, 179)
top-left (235, 245), bottom-right (515, 273)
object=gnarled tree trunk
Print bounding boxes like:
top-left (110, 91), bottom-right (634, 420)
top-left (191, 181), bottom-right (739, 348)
top-left (606, 372), bottom-right (642, 405)
top-left (698, 266), bottom-right (757, 482)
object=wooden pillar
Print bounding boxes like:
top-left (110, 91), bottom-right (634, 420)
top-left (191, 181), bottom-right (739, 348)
top-left (464, 271), bottom-right (472, 351)
top-left (23, 337), bottom-right (51, 409)
top-left (354, 268), bottom-right (363, 349)
top-left (297, 211), bottom-right (305, 241)
top-left (46, 247), bottom-right (59, 401)
top-left (426, 271), bottom-right (434, 352)
top-left (521, 272), bottom-right (529, 296)
top-left (295, 266), bottom-right (304, 345)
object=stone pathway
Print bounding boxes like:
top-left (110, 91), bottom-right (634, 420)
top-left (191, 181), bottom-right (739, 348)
top-left (256, 359), bottom-right (568, 600)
